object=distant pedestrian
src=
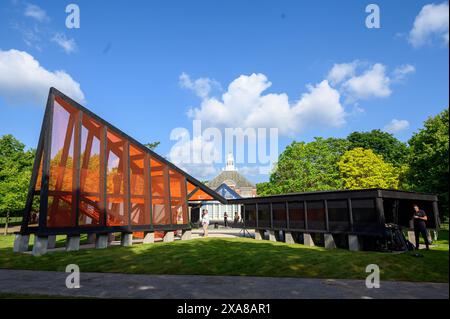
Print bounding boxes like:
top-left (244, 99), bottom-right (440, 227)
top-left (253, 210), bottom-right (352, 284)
top-left (224, 212), bottom-right (228, 228)
top-left (234, 212), bottom-right (240, 225)
top-left (31, 212), bottom-right (38, 224)
top-left (201, 209), bottom-right (210, 237)
top-left (412, 204), bottom-right (430, 250)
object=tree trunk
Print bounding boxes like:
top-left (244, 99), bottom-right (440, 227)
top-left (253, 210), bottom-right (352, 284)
top-left (3, 211), bottom-right (9, 236)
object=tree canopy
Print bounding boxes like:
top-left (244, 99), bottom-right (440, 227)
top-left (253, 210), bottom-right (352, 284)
top-left (145, 141), bottom-right (160, 150)
top-left (347, 129), bottom-right (409, 167)
top-left (257, 137), bottom-right (349, 195)
top-left (0, 135), bottom-right (35, 217)
top-left (407, 109), bottom-right (449, 216)
top-left (338, 148), bottom-right (399, 189)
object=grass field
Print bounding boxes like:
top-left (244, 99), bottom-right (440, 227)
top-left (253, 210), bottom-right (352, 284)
top-left (0, 228), bottom-right (448, 283)
top-left (0, 216), bottom-right (22, 228)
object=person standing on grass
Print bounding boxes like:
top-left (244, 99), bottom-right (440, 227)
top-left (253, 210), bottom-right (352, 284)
top-left (224, 212), bottom-right (228, 228)
top-left (234, 212), bottom-right (240, 225)
top-left (201, 209), bottom-right (210, 237)
top-left (412, 204), bottom-right (430, 250)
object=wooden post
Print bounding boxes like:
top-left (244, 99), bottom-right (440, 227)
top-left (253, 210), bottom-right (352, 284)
top-left (3, 211), bottom-right (10, 235)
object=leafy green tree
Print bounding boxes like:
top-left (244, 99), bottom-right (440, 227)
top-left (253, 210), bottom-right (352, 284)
top-left (0, 135), bottom-right (35, 233)
top-left (407, 109), bottom-right (449, 217)
top-left (257, 137), bottom-right (350, 195)
top-left (145, 141), bottom-right (160, 150)
top-left (347, 129), bottom-right (409, 167)
top-left (338, 148), bottom-right (400, 189)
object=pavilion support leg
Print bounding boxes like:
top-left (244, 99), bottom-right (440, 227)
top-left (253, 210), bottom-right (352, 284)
top-left (87, 233), bottom-right (96, 244)
top-left (47, 235), bottom-right (57, 249)
top-left (254, 230), bottom-right (264, 240)
top-left (324, 233), bottom-right (337, 249)
top-left (13, 234), bottom-right (30, 253)
top-left (143, 232), bottom-right (154, 244)
top-left (268, 230), bottom-right (276, 242)
top-left (66, 235), bottom-right (80, 252)
top-left (95, 234), bottom-right (108, 249)
top-left (348, 235), bottom-right (361, 251)
top-left (163, 231), bottom-right (174, 242)
top-left (284, 231), bottom-right (295, 244)
top-left (108, 233), bottom-right (116, 243)
top-left (407, 231), bottom-right (416, 245)
top-left (275, 230), bottom-right (283, 241)
top-left (426, 230), bottom-right (433, 244)
top-left (181, 230), bottom-right (192, 240)
top-left (303, 233), bottom-right (315, 247)
top-left (32, 236), bottom-right (48, 256)
top-left (121, 232), bottom-right (133, 247)
top-left (431, 230), bottom-right (438, 241)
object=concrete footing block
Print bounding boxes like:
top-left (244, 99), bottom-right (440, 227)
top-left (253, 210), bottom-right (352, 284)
top-left (121, 233), bottom-right (133, 247)
top-left (66, 235), bottom-right (80, 252)
top-left (87, 233), bottom-right (96, 244)
top-left (13, 234), bottom-right (30, 253)
top-left (32, 236), bottom-right (48, 256)
top-left (324, 233), bottom-right (337, 249)
top-left (143, 232), bottom-right (155, 244)
top-left (303, 233), bottom-right (315, 247)
top-left (254, 230), bottom-right (263, 240)
top-left (163, 231), bottom-right (174, 242)
top-left (348, 234), bottom-right (361, 251)
top-left (95, 234), bottom-right (108, 249)
top-left (407, 231), bottom-right (416, 244)
top-left (47, 235), bottom-right (57, 249)
top-left (181, 230), bottom-right (192, 240)
top-left (284, 232), bottom-right (295, 244)
top-left (268, 230), bottom-right (276, 242)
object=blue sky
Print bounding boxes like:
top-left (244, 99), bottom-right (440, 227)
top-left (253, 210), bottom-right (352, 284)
top-left (0, 0), bottom-right (448, 183)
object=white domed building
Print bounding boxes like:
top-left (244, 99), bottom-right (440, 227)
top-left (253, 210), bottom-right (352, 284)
top-left (190, 153), bottom-right (256, 224)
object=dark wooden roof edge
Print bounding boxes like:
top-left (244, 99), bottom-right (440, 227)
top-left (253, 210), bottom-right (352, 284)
top-left (228, 188), bottom-right (438, 203)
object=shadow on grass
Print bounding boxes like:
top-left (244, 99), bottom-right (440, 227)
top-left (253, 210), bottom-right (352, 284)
top-left (0, 231), bottom-right (448, 283)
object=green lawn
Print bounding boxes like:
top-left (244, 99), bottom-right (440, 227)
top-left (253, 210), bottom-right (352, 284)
top-left (0, 230), bottom-right (448, 283)
top-left (0, 216), bottom-right (22, 228)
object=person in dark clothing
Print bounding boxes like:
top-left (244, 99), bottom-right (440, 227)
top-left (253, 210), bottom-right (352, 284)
top-left (224, 212), bottom-right (228, 228)
top-left (413, 204), bottom-right (430, 250)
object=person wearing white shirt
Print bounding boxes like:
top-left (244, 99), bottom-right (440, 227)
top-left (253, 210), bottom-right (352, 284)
top-left (201, 209), bottom-right (210, 237)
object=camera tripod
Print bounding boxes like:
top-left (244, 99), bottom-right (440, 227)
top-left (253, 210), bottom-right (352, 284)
top-left (238, 224), bottom-right (252, 237)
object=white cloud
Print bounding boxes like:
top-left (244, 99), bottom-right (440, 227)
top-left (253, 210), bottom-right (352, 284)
top-left (51, 33), bottom-right (77, 54)
top-left (168, 132), bottom-right (219, 178)
top-left (392, 64), bottom-right (416, 81)
top-left (24, 3), bottom-right (49, 22)
top-left (180, 163), bottom-right (218, 179)
top-left (179, 72), bottom-right (221, 99)
top-left (384, 119), bottom-right (410, 133)
top-left (239, 166), bottom-right (262, 176)
top-left (0, 49), bottom-right (85, 105)
top-left (327, 61), bottom-right (358, 85)
top-left (342, 63), bottom-right (391, 100)
top-left (292, 80), bottom-right (346, 130)
top-left (409, 2), bottom-right (449, 47)
top-left (185, 73), bottom-right (345, 136)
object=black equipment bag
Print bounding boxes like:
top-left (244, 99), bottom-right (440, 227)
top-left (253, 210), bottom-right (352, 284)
top-left (384, 223), bottom-right (414, 251)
